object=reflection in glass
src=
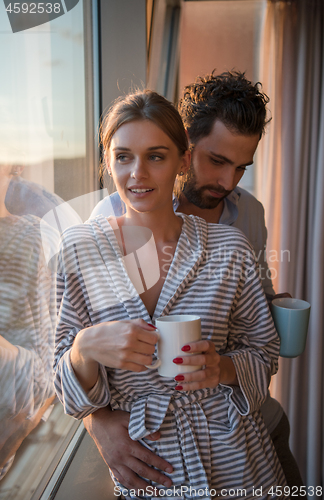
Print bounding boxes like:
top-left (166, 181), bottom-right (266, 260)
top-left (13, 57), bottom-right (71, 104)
top-left (0, 0), bottom-right (96, 497)
top-left (0, 166), bottom-right (57, 479)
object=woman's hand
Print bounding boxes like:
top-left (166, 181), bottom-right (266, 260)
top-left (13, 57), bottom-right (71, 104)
top-left (172, 340), bottom-right (238, 391)
top-left (71, 319), bottom-right (158, 392)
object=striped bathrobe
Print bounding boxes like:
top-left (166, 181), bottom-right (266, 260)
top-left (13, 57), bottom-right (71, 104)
top-left (54, 214), bottom-right (288, 499)
top-left (0, 215), bottom-right (56, 478)
top-left (0, 215), bottom-right (56, 417)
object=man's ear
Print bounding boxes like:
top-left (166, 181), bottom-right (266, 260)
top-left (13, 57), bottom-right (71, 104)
top-left (179, 149), bottom-right (191, 176)
top-left (185, 129), bottom-right (195, 153)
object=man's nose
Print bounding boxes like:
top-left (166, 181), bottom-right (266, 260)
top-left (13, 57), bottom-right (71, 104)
top-left (217, 167), bottom-right (237, 191)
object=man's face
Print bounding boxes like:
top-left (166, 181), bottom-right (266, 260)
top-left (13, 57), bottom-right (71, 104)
top-left (183, 120), bottom-right (260, 209)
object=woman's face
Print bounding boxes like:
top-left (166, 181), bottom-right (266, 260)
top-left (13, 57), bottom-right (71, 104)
top-left (0, 165), bottom-right (14, 179)
top-left (107, 119), bottom-right (189, 215)
top-left (0, 165), bottom-right (16, 193)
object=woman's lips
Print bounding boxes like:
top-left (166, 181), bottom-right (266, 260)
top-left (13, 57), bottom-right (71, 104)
top-left (128, 187), bottom-right (154, 197)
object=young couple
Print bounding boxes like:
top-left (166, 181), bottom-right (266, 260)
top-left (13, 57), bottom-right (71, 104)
top-left (54, 72), bottom-right (302, 499)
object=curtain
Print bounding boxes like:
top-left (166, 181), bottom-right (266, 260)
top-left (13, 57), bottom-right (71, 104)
top-left (256, 0), bottom-right (324, 488)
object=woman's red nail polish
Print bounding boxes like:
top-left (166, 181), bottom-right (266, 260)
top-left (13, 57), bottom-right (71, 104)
top-left (181, 345), bottom-right (191, 352)
top-left (175, 385), bottom-right (183, 390)
top-left (175, 375), bottom-right (184, 381)
top-left (173, 357), bottom-right (183, 364)
top-left (147, 323), bottom-right (156, 329)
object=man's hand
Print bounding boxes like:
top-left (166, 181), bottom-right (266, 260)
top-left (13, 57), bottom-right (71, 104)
top-left (271, 292), bottom-right (292, 301)
top-left (83, 407), bottom-right (173, 491)
top-left (266, 292), bottom-right (292, 304)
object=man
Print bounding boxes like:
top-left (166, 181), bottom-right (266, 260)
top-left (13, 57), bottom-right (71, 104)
top-left (87, 71), bottom-right (303, 491)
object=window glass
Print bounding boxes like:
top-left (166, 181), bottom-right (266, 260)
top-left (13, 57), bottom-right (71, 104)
top-left (178, 0), bottom-right (266, 194)
top-left (0, 1), bottom-right (98, 498)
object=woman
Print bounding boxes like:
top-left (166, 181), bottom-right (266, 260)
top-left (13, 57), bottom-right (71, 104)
top-left (54, 90), bottom-right (287, 499)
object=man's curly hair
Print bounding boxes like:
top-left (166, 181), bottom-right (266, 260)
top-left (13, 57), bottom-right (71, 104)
top-left (178, 70), bottom-right (270, 145)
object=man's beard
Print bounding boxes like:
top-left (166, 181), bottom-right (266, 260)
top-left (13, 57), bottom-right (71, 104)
top-left (182, 169), bottom-right (231, 209)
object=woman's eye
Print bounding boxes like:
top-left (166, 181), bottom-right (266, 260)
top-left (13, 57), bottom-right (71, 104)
top-left (149, 154), bottom-right (163, 161)
top-left (116, 154), bottom-right (128, 162)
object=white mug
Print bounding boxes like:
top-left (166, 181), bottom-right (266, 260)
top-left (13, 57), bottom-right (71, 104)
top-left (146, 314), bottom-right (202, 377)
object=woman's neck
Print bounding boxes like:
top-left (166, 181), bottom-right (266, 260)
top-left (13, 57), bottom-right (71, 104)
top-left (122, 206), bottom-right (183, 245)
top-left (111, 208), bottom-right (183, 318)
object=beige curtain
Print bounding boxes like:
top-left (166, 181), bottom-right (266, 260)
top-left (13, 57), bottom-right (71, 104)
top-left (256, 0), bottom-right (324, 487)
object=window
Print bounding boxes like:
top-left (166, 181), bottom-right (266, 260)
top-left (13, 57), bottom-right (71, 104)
top-left (0, 1), bottom-right (99, 498)
top-left (178, 0), bottom-right (266, 194)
